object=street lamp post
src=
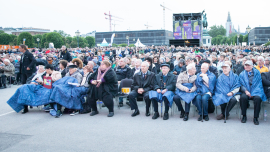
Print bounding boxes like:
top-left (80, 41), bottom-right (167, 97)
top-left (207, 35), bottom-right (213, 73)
top-left (75, 30), bottom-right (80, 47)
top-left (246, 25), bottom-right (251, 46)
top-left (37, 38), bottom-right (40, 48)
top-left (126, 36), bottom-right (129, 46)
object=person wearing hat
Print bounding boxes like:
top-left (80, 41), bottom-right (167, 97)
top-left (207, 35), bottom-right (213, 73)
top-left (213, 62), bottom-right (241, 121)
top-left (239, 60), bottom-right (267, 125)
top-left (149, 64), bottom-right (176, 120)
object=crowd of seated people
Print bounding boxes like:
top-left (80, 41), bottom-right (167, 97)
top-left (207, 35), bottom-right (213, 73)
top-left (3, 44), bottom-right (270, 126)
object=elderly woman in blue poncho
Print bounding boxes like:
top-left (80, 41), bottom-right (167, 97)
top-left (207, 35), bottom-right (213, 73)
top-left (239, 60), bottom-right (267, 125)
top-left (193, 63), bottom-right (216, 121)
top-left (213, 62), bottom-right (241, 121)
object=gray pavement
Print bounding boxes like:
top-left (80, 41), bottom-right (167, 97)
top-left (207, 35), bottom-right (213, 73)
top-left (0, 85), bottom-right (270, 152)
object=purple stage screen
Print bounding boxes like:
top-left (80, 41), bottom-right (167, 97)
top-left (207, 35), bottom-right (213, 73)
top-left (173, 20), bottom-right (201, 40)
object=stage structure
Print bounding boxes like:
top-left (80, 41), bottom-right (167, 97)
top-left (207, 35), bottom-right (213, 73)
top-left (170, 10), bottom-right (208, 47)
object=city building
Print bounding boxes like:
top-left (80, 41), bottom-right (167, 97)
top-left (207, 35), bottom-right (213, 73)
top-left (95, 30), bottom-right (174, 46)
top-left (226, 12), bottom-right (233, 37)
top-left (203, 29), bottom-right (212, 47)
top-left (12, 27), bottom-right (50, 36)
top-left (81, 30), bottom-right (96, 38)
top-left (248, 27), bottom-right (270, 45)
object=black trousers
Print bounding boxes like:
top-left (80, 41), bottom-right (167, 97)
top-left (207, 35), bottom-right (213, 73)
top-left (89, 94), bottom-right (114, 112)
top-left (21, 73), bottom-right (33, 84)
top-left (0, 74), bottom-right (6, 87)
top-left (152, 97), bottom-right (170, 113)
top-left (220, 97), bottom-right (237, 117)
top-left (173, 95), bottom-right (191, 113)
top-left (128, 90), bottom-right (151, 111)
top-left (16, 73), bottom-right (21, 83)
top-left (240, 94), bottom-right (261, 118)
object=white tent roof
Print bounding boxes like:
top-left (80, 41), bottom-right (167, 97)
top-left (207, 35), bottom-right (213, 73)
top-left (134, 39), bottom-right (145, 47)
top-left (100, 38), bottom-right (109, 46)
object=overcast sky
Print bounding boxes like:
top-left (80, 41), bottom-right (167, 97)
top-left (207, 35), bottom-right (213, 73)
top-left (1, 0), bottom-right (269, 36)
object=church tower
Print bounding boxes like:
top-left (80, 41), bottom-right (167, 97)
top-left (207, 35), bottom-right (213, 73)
top-left (226, 12), bottom-right (232, 37)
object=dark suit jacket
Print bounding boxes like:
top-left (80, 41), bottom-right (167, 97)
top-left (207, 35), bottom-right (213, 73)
top-left (20, 50), bottom-right (36, 74)
top-left (153, 72), bottom-right (176, 91)
top-left (262, 72), bottom-right (270, 98)
top-left (131, 70), bottom-right (155, 92)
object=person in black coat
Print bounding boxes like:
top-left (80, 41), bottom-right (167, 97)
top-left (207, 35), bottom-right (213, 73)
top-left (145, 57), bottom-right (158, 74)
top-left (129, 61), bottom-right (156, 117)
top-left (151, 64), bottom-right (177, 120)
top-left (87, 60), bottom-right (118, 117)
top-left (19, 44), bottom-right (37, 84)
top-left (262, 72), bottom-right (270, 100)
top-left (165, 57), bottom-right (174, 72)
top-left (59, 46), bottom-right (72, 62)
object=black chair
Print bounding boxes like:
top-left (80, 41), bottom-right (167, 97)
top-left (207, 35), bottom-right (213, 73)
top-left (115, 79), bottom-right (133, 109)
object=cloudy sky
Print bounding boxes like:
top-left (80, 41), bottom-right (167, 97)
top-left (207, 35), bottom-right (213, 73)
top-left (1, 0), bottom-right (269, 36)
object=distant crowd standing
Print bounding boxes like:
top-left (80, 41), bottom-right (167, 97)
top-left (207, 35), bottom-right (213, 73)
top-left (2, 44), bottom-right (270, 125)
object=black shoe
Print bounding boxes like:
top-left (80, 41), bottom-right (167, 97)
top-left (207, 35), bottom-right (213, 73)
top-left (90, 111), bottom-right (99, 116)
top-left (80, 109), bottom-right (91, 114)
top-left (183, 114), bottom-right (189, 121)
top-left (102, 104), bottom-right (106, 107)
top-left (145, 111), bottom-right (150, 117)
top-left (152, 112), bottom-right (159, 119)
top-left (30, 106), bottom-right (33, 109)
top-left (203, 115), bottom-right (209, 121)
top-left (21, 108), bottom-right (29, 114)
top-left (3, 85), bottom-right (6, 88)
top-left (131, 109), bottom-right (140, 117)
top-left (119, 103), bottom-right (123, 107)
top-left (241, 115), bottom-right (247, 123)
top-left (198, 115), bottom-right (203, 121)
top-left (180, 111), bottom-right (185, 118)
top-left (163, 113), bottom-right (169, 120)
top-left (107, 112), bottom-right (114, 117)
top-left (55, 110), bottom-right (62, 118)
top-left (126, 102), bottom-right (130, 107)
top-left (253, 118), bottom-right (259, 125)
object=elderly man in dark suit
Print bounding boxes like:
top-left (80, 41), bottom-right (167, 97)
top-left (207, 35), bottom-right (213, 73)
top-left (129, 61), bottom-right (155, 117)
top-left (19, 44), bottom-right (36, 84)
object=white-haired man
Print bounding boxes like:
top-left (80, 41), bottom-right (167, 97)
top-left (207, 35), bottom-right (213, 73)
top-left (129, 61), bottom-right (156, 117)
top-left (193, 63), bottom-right (216, 121)
top-left (0, 59), bottom-right (15, 89)
top-left (130, 59), bottom-right (142, 77)
top-left (255, 56), bottom-right (269, 74)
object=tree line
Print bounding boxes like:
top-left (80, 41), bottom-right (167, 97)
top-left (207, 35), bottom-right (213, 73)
top-left (0, 30), bottom-right (95, 48)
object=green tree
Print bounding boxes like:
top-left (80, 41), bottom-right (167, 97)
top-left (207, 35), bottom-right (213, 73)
top-left (85, 36), bottom-right (95, 48)
top-left (221, 37), bottom-right (228, 45)
top-left (53, 30), bottom-right (71, 37)
top-left (41, 33), bottom-right (48, 48)
top-left (211, 37), bottom-right (217, 45)
top-left (243, 34), bottom-right (248, 43)
top-left (65, 37), bottom-right (73, 44)
top-left (226, 37), bottom-right (232, 45)
top-left (118, 43), bottom-right (127, 47)
top-left (46, 32), bottom-right (64, 48)
top-left (72, 36), bottom-right (88, 48)
top-left (208, 25), bottom-right (226, 38)
top-left (70, 41), bottom-right (78, 48)
top-left (33, 34), bottom-right (43, 47)
top-left (0, 33), bottom-right (12, 45)
top-left (228, 33), bottom-right (237, 38)
top-left (112, 43), bottom-right (118, 47)
top-left (17, 32), bottom-right (33, 47)
top-left (128, 44), bottom-right (135, 47)
top-left (10, 34), bottom-right (17, 45)
top-left (239, 34), bottom-right (244, 43)
top-left (0, 30), bottom-right (5, 34)
top-left (265, 42), bottom-right (270, 46)
top-left (215, 35), bottom-right (223, 45)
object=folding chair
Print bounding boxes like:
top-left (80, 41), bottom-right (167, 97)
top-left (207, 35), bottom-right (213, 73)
top-left (115, 79), bottom-right (133, 109)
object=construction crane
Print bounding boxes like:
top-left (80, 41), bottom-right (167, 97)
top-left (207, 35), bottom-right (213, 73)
top-left (160, 2), bottom-right (172, 30)
top-left (104, 11), bottom-right (124, 31)
top-left (144, 22), bottom-right (152, 29)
